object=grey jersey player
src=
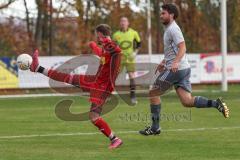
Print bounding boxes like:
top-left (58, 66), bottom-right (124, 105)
top-left (163, 20), bottom-right (190, 70)
top-left (139, 3), bottom-right (229, 136)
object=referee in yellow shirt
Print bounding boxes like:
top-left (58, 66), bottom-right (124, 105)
top-left (113, 16), bottom-right (141, 105)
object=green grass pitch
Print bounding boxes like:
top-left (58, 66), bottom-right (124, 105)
top-left (0, 86), bottom-right (240, 160)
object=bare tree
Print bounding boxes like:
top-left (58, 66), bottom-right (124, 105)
top-left (49, 0), bottom-right (53, 55)
top-left (153, 0), bottom-right (161, 53)
top-left (41, 0), bottom-right (49, 54)
top-left (35, 0), bottom-right (43, 48)
top-left (35, 0), bottom-right (52, 55)
top-left (23, 0), bottom-right (35, 51)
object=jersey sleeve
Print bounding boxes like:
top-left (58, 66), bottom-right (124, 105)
top-left (134, 31), bottom-right (141, 42)
top-left (89, 41), bottom-right (102, 56)
top-left (112, 32), bottom-right (117, 41)
top-left (112, 32), bottom-right (120, 45)
top-left (170, 27), bottom-right (185, 45)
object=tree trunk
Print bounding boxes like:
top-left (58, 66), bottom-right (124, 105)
top-left (153, 0), bottom-right (161, 53)
top-left (49, 0), bottom-right (53, 56)
top-left (35, 0), bottom-right (43, 49)
top-left (23, 0), bottom-right (34, 50)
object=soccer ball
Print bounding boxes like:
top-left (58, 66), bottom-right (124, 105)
top-left (17, 54), bottom-right (33, 70)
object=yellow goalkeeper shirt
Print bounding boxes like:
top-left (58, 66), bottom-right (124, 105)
top-left (113, 28), bottom-right (141, 57)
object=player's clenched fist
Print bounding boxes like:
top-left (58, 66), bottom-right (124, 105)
top-left (155, 60), bottom-right (166, 74)
top-left (171, 61), bottom-right (179, 73)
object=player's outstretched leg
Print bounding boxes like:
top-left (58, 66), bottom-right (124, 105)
top-left (30, 50), bottom-right (80, 85)
top-left (194, 96), bottom-right (229, 118)
top-left (90, 104), bottom-right (123, 149)
top-left (30, 49), bottom-right (40, 72)
top-left (176, 88), bottom-right (230, 118)
top-left (216, 98), bottom-right (229, 118)
top-left (30, 49), bottom-right (49, 76)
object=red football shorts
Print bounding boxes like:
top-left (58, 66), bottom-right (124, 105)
top-left (79, 75), bottom-right (113, 106)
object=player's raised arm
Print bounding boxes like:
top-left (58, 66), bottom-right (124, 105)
top-left (102, 40), bottom-right (121, 55)
top-left (96, 32), bottom-right (121, 55)
top-left (89, 41), bottom-right (103, 56)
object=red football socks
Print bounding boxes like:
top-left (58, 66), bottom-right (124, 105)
top-left (93, 117), bottom-right (114, 139)
top-left (47, 69), bottom-right (73, 84)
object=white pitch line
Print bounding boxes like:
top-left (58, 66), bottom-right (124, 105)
top-left (0, 89), bottom-right (236, 99)
top-left (0, 93), bottom-right (81, 99)
top-left (0, 126), bottom-right (240, 140)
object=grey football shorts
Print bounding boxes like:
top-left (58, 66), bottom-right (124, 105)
top-left (153, 68), bottom-right (192, 93)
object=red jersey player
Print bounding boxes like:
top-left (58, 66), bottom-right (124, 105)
top-left (30, 24), bottom-right (123, 149)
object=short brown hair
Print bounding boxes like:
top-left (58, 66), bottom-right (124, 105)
top-left (162, 3), bottom-right (179, 19)
top-left (120, 16), bottom-right (128, 20)
top-left (95, 24), bottom-right (112, 36)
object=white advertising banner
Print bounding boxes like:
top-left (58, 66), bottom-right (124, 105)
top-left (19, 55), bottom-right (101, 88)
top-left (19, 56), bottom-right (74, 88)
top-left (187, 54), bottom-right (201, 84)
top-left (200, 54), bottom-right (240, 83)
top-left (117, 54), bottom-right (200, 85)
top-left (17, 54), bottom-right (240, 88)
top-left (139, 54), bottom-right (201, 84)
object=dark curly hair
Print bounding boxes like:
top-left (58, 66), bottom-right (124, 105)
top-left (95, 24), bottom-right (112, 36)
top-left (162, 3), bottom-right (179, 19)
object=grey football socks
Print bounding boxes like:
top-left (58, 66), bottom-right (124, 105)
top-left (194, 96), bottom-right (218, 108)
top-left (150, 104), bottom-right (161, 131)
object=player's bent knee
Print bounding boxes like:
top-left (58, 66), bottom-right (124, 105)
top-left (149, 91), bottom-right (161, 104)
top-left (149, 89), bottom-right (160, 98)
top-left (89, 112), bottom-right (100, 123)
top-left (89, 103), bottom-right (102, 122)
top-left (181, 100), bottom-right (194, 108)
top-left (150, 98), bottom-right (161, 105)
